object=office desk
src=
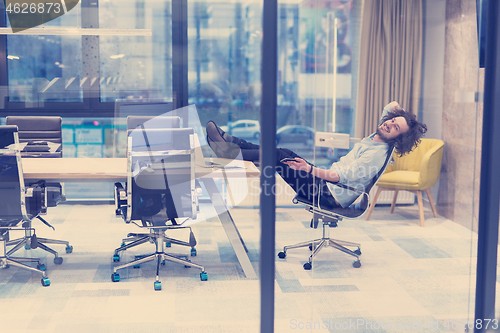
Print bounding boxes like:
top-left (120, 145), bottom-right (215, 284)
top-left (21, 157), bottom-right (259, 182)
top-left (22, 157), bottom-right (259, 279)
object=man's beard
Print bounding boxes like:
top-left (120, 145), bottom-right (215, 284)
top-left (376, 127), bottom-right (389, 142)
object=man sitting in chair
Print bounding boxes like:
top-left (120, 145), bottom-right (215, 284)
top-left (206, 101), bottom-right (427, 209)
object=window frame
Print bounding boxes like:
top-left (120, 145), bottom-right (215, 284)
top-left (0, 0), bottom-right (186, 118)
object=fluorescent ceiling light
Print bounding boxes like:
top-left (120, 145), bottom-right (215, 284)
top-left (7, 55), bottom-right (19, 60)
top-left (110, 54), bottom-right (125, 59)
top-left (0, 28), bottom-right (152, 36)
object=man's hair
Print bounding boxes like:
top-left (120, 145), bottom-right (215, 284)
top-left (380, 109), bottom-right (427, 156)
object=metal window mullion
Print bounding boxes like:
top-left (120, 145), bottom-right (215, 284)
top-left (0, 1), bottom-right (7, 88)
top-left (474, 0), bottom-right (500, 331)
top-left (260, 1), bottom-right (278, 332)
top-left (172, 0), bottom-right (188, 110)
top-left (81, 0), bottom-right (100, 107)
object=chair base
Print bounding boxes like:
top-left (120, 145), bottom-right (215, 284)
top-left (112, 226), bottom-right (197, 260)
top-left (1, 237), bottom-right (50, 286)
top-left (111, 229), bottom-right (207, 290)
top-left (278, 221), bottom-right (361, 269)
top-left (7, 235), bottom-right (71, 264)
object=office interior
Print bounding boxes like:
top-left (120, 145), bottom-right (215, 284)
top-left (0, 0), bottom-right (498, 332)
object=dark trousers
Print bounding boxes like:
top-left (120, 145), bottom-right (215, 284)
top-left (232, 137), bottom-right (339, 208)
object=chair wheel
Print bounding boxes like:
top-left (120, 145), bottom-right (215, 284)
top-left (54, 257), bottom-right (63, 265)
top-left (154, 281), bottom-right (162, 291)
top-left (112, 254), bottom-right (120, 262)
top-left (165, 242), bottom-right (171, 248)
top-left (277, 251), bottom-right (286, 259)
top-left (133, 264), bottom-right (140, 269)
top-left (353, 260), bottom-right (361, 268)
top-left (200, 271), bottom-right (208, 281)
top-left (111, 273), bottom-right (120, 282)
top-left (303, 262), bottom-right (312, 270)
top-left (184, 260), bottom-right (191, 268)
top-left (41, 277), bottom-right (50, 287)
top-left (308, 244), bottom-right (314, 251)
top-left (24, 244), bottom-right (31, 250)
top-left (354, 249), bottom-right (361, 256)
top-left (37, 263), bottom-right (46, 271)
top-left (191, 248), bottom-right (197, 256)
top-left (65, 245), bottom-right (73, 253)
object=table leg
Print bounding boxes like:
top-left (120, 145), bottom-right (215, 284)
top-left (201, 178), bottom-right (257, 279)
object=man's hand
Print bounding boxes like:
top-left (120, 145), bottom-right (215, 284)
top-left (284, 157), bottom-right (341, 182)
top-left (283, 158), bottom-right (311, 173)
top-left (388, 101), bottom-right (404, 112)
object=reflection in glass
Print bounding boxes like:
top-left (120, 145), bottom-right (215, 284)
top-left (99, 0), bottom-right (172, 102)
top-left (6, 3), bottom-right (82, 103)
top-left (187, 1), bottom-right (356, 168)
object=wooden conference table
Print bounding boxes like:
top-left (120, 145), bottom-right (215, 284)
top-left (22, 157), bottom-right (260, 279)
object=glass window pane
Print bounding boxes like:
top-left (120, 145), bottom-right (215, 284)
top-left (6, 4), bottom-right (83, 103)
top-left (99, 0), bottom-right (172, 102)
top-left (188, 0), bottom-right (262, 147)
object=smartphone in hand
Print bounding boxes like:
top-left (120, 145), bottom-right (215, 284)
top-left (280, 157), bottom-right (297, 163)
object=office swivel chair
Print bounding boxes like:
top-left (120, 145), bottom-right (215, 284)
top-left (112, 127), bottom-right (207, 290)
top-left (5, 116), bottom-right (72, 264)
top-left (278, 147), bottom-right (394, 269)
top-left (127, 115), bottom-right (181, 133)
top-left (0, 125), bottom-right (51, 286)
top-left (116, 115), bottom-right (199, 254)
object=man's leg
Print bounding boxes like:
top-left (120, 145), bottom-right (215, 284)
top-left (206, 121), bottom-right (299, 162)
top-left (206, 121), bottom-right (338, 206)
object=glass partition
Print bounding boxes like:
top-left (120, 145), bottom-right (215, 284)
top-left (6, 3), bottom-right (83, 103)
top-left (98, 0), bottom-right (173, 102)
top-left (0, 0), bottom-right (492, 331)
top-left (272, 0), bottom-right (480, 332)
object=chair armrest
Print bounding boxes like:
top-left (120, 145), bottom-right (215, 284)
top-left (114, 182), bottom-right (127, 217)
top-left (321, 179), bottom-right (366, 194)
top-left (418, 143), bottom-right (444, 189)
top-left (25, 181), bottom-right (46, 218)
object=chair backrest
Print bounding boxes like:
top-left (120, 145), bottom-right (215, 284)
top-left (385, 138), bottom-right (444, 172)
top-left (115, 100), bottom-right (174, 119)
top-left (121, 116), bottom-right (181, 159)
top-left (0, 126), bottom-right (29, 225)
top-left (126, 127), bottom-right (196, 223)
top-left (6, 116), bottom-right (62, 157)
top-left (127, 116), bottom-right (181, 132)
top-left (295, 146), bottom-right (395, 219)
top-left (384, 138), bottom-right (444, 189)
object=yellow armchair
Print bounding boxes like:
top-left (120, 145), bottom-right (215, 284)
top-left (365, 138), bottom-right (444, 226)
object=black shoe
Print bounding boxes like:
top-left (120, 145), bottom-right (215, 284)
top-left (207, 121), bottom-right (234, 143)
top-left (206, 121), bottom-right (240, 159)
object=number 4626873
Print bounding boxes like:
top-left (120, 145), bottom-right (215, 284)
top-left (5, 2), bottom-right (62, 14)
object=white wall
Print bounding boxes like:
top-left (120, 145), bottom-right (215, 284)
top-left (421, 0), bottom-right (446, 140)
top-left (420, 0), bottom-right (446, 203)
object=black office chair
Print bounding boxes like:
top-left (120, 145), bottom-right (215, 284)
top-left (278, 147), bottom-right (394, 269)
top-left (116, 115), bottom-right (199, 253)
top-left (126, 115), bottom-right (181, 133)
top-left (6, 116), bottom-right (63, 158)
top-left (112, 127), bottom-right (207, 291)
top-left (0, 125), bottom-right (51, 286)
top-left (5, 116), bottom-right (72, 264)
